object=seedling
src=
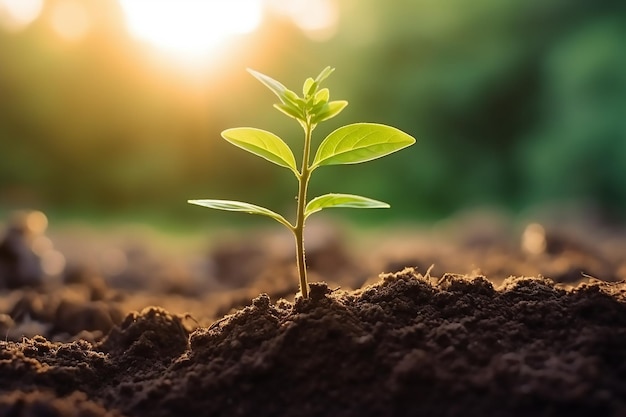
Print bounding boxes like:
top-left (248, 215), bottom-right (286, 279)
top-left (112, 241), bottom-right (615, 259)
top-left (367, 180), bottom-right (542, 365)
top-left (189, 67), bottom-right (415, 298)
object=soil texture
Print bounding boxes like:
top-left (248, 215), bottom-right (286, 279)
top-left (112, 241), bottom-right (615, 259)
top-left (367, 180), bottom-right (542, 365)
top-left (1, 209), bottom-right (626, 416)
top-left (1, 270), bottom-right (626, 416)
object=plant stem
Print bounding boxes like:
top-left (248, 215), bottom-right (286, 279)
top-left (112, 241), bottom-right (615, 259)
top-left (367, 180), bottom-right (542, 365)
top-left (294, 120), bottom-right (313, 298)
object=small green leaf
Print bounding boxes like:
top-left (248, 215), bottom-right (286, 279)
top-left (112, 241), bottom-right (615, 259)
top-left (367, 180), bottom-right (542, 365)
top-left (314, 88), bottom-right (329, 104)
top-left (303, 77), bottom-right (316, 97)
top-left (312, 123), bottom-right (415, 169)
top-left (274, 103), bottom-right (304, 120)
top-left (221, 128), bottom-right (298, 176)
top-left (304, 193), bottom-right (390, 219)
top-left (284, 90), bottom-right (303, 107)
top-left (188, 199), bottom-right (293, 229)
top-left (310, 101), bottom-right (327, 117)
top-left (247, 68), bottom-right (287, 99)
top-left (311, 100), bottom-right (348, 124)
top-left (314, 66), bottom-right (335, 84)
top-left (247, 68), bottom-right (300, 107)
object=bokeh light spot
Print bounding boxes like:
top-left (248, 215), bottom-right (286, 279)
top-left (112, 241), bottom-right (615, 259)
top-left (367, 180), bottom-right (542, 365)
top-left (269, 0), bottom-right (339, 41)
top-left (521, 223), bottom-right (547, 255)
top-left (50, 0), bottom-right (91, 42)
top-left (42, 250), bottom-right (66, 276)
top-left (0, 0), bottom-right (43, 32)
top-left (31, 236), bottom-right (53, 257)
top-left (118, 0), bottom-right (263, 61)
top-left (25, 210), bottom-right (48, 235)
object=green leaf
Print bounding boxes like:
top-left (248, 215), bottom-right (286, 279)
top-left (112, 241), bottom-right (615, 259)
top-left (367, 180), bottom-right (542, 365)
top-left (311, 123), bottom-right (415, 169)
top-left (247, 68), bottom-right (300, 107)
top-left (247, 68), bottom-right (287, 98)
top-left (188, 199), bottom-right (293, 229)
top-left (284, 90), bottom-right (303, 107)
top-left (304, 193), bottom-right (390, 219)
top-left (274, 103), bottom-right (304, 120)
top-left (311, 100), bottom-right (348, 124)
top-left (314, 88), bottom-right (330, 104)
top-left (221, 128), bottom-right (298, 176)
top-left (314, 66), bottom-right (335, 84)
top-left (303, 77), bottom-right (316, 97)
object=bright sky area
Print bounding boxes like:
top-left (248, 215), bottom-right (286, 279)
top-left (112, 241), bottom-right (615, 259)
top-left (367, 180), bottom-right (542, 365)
top-left (0, 0), bottom-right (339, 63)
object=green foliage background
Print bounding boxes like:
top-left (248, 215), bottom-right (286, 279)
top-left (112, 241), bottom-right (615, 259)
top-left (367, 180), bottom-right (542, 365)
top-left (1, 0), bottom-right (625, 225)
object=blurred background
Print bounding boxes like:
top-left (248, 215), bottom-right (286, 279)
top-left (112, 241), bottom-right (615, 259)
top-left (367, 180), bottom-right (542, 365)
top-left (1, 0), bottom-right (625, 229)
top-left (1, 0), bottom-right (626, 336)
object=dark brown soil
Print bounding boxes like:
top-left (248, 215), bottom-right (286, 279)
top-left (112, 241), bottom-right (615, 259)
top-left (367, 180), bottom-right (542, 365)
top-left (1, 270), bottom-right (626, 416)
top-left (1, 209), bottom-right (626, 416)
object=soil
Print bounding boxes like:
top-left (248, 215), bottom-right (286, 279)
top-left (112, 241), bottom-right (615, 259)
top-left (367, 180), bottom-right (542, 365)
top-left (1, 209), bottom-right (626, 416)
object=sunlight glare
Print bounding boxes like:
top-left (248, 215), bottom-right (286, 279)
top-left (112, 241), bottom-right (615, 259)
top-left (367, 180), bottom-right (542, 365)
top-left (269, 0), bottom-right (339, 41)
top-left (118, 0), bottom-right (263, 60)
top-left (50, 0), bottom-right (91, 42)
top-left (0, 0), bottom-right (43, 32)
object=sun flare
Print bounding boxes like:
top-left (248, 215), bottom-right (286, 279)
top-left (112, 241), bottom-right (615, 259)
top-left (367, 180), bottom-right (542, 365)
top-left (0, 0), bottom-right (44, 32)
top-left (118, 0), bottom-right (263, 61)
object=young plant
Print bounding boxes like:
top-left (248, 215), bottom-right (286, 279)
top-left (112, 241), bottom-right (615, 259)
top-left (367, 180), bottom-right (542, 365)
top-left (189, 67), bottom-right (415, 298)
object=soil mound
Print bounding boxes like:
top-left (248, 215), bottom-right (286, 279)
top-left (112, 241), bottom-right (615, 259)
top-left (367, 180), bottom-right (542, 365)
top-left (1, 268), bottom-right (625, 416)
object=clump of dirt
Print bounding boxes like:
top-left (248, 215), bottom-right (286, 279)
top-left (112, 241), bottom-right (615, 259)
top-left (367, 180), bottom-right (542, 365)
top-left (1, 268), bottom-right (625, 416)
